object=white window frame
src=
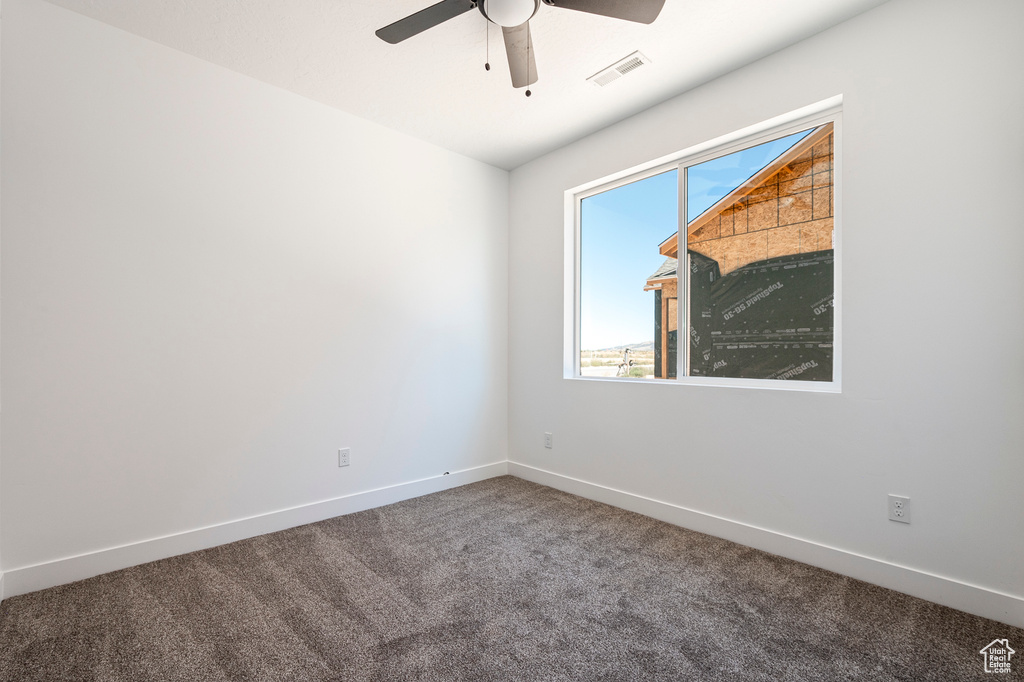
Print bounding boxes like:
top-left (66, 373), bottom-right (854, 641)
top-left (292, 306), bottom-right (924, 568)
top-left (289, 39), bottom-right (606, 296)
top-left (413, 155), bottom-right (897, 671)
top-left (564, 96), bottom-right (842, 392)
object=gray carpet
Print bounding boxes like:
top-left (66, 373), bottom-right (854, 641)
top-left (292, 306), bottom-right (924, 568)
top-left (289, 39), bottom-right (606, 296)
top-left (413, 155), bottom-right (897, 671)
top-left (0, 476), bottom-right (1019, 681)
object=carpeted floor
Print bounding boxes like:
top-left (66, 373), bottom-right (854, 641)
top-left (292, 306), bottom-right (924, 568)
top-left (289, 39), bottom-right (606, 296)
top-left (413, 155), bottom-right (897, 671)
top-left (0, 476), bottom-right (1019, 681)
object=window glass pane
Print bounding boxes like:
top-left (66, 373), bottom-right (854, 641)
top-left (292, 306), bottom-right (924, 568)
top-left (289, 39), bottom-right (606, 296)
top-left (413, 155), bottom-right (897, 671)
top-left (684, 123), bottom-right (835, 382)
top-left (579, 169), bottom-right (677, 379)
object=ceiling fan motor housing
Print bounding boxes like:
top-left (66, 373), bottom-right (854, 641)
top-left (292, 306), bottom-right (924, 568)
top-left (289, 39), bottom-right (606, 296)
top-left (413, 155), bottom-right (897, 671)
top-left (481, 0), bottom-right (540, 27)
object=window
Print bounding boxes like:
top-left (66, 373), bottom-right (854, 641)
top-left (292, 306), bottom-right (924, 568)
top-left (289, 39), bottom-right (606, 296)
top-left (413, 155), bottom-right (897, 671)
top-left (570, 105), bottom-right (840, 389)
top-left (579, 169), bottom-right (677, 379)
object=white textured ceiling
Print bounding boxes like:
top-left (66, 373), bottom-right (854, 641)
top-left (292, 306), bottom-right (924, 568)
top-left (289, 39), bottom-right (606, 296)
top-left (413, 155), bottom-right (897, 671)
top-left (42, 0), bottom-right (888, 169)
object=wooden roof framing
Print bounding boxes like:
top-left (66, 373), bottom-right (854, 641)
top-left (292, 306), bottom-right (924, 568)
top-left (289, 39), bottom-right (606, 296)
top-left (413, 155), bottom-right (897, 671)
top-left (658, 122), bottom-right (834, 259)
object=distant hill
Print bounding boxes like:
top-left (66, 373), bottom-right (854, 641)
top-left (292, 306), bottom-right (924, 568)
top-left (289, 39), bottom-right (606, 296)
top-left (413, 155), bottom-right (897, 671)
top-left (588, 341), bottom-right (654, 352)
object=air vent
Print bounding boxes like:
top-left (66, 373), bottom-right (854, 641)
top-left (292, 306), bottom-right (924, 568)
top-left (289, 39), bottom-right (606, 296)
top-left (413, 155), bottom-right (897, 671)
top-left (587, 51), bottom-right (651, 87)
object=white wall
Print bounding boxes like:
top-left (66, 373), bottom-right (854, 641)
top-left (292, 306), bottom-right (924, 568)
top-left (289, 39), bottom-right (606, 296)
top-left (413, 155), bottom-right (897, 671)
top-left (1, 0), bottom-right (508, 588)
top-left (508, 0), bottom-right (1024, 626)
top-left (0, 0), bottom-right (5, 604)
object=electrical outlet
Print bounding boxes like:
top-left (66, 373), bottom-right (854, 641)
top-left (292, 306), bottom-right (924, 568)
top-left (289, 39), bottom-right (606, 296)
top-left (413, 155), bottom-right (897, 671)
top-left (544, 432), bottom-right (553, 449)
top-left (888, 495), bottom-right (910, 524)
top-left (338, 448), bottom-right (350, 467)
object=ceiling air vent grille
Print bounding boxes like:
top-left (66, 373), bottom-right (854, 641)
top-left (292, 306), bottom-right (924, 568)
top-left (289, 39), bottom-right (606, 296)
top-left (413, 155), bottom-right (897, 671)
top-left (587, 51), bottom-right (651, 87)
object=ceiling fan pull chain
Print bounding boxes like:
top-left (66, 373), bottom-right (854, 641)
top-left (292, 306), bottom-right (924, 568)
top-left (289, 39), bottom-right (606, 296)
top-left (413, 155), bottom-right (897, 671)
top-left (484, 15), bottom-right (491, 71)
top-left (525, 21), bottom-right (532, 97)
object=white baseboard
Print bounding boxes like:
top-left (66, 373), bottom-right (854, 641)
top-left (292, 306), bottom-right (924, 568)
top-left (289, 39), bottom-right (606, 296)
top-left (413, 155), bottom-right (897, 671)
top-left (0, 571), bottom-right (5, 604)
top-left (2, 461), bottom-right (508, 600)
top-left (508, 461), bottom-right (1024, 629)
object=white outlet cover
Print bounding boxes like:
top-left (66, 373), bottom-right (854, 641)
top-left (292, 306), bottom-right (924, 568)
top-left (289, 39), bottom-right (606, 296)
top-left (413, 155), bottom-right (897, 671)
top-left (338, 447), bottom-right (351, 467)
top-left (544, 432), bottom-right (553, 449)
top-left (888, 494), bottom-right (910, 524)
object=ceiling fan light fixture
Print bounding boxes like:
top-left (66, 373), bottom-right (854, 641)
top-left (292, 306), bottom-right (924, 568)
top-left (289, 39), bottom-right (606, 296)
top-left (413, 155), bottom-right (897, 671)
top-left (376, 0), bottom-right (666, 92)
top-left (482, 0), bottom-right (540, 27)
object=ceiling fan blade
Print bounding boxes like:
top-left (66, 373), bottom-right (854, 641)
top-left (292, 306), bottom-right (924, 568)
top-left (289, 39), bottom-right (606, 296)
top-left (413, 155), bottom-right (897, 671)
top-left (545, 0), bottom-right (666, 24)
top-left (502, 24), bottom-right (538, 88)
top-left (376, 0), bottom-right (477, 44)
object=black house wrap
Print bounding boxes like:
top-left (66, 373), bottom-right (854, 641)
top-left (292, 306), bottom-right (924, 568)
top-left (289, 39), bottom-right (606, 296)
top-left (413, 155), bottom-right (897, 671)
top-left (708, 249), bottom-right (834, 381)
top-left (653, 249), bottom-right (834, 381)
top-left (687, 251), bottom-right (720, 377)
top-left (654, 289), bottom-right (662, 378)
top-left (712, 250), bottom-right (834, 337)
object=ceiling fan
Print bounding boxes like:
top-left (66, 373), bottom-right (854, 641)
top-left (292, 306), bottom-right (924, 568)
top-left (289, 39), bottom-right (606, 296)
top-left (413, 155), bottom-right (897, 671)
top-left (375, 0), bottom-right (666, 95)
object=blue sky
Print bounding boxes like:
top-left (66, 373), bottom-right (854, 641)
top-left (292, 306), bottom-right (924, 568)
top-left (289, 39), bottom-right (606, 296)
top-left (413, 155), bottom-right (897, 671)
top-left (580, 170), bottom-right (677, 351)
top-left (687, 130), bottom-right (811, 222)
top-left (579, 129), bottom-right (812, 350)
